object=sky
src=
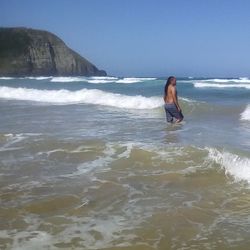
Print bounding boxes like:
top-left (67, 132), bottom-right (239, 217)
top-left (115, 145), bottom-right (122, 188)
top-left (1, 0), bottom-right (250, 77)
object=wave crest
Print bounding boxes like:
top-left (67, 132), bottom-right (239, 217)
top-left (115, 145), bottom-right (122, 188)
top-left (241, 105), bottom-right (250, 121)
top-left (116, 77), bottom-right (157, 84)
top-left (0, 86), bottom-right (162, 109)
top-left (202, 78), bottom-right (250, 83)
top-left (193, 82), bottom-right (250, 89)
top-left (50, 77), bottom-right (85, 82)
top-left (50, 76), bottom-right (157, 84)
top-left (207, 148), bottom-right (250, 184)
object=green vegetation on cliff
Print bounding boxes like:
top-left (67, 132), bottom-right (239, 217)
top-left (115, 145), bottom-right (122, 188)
top-left (0, 28), bottom-right (31, 57)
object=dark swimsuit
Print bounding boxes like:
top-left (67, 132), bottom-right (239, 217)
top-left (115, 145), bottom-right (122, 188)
top-left (164, 103), bottom-right (184, 122)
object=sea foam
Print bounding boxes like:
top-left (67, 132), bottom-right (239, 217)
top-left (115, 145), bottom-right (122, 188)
top-left (0, 76), bottom-right (52, 80)
top-left (0, 77), bottom-right (15, 80)
top-left (50, 77), bottom-right (86, 82)
top-left (87, 79), bottom-right (116, 84)
top-left (207, 148), bottom-right (250, 184)
top-left (25, 76), bottom-right (52, 80)
top-left (0, 86), bottom-right (162, 109)
top-left (193, 82), bottom-right (250, 89)
top-left (241, 105), bottom-right (250, 121)
top-left (50, 76), bottom-right (118, 83)
top-left (116, 77), bottom-right (157, 84)
top-left (202, 78), bottom-right (250, 83)
top-left (89, 76), bottom-right (118, 80)
top-left (49, 76), bottom-right (156, 84)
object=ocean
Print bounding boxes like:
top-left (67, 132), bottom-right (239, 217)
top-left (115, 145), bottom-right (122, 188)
top-left (0, 76), bottom-right (250, 249)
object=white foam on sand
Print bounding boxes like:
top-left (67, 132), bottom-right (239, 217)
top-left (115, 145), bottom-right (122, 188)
top-left (207, 148), bottom-right (250, 184)
top-left (240, 105), bottom-right (250, 121)
top-left (0, 86), bottom-right (162, 109)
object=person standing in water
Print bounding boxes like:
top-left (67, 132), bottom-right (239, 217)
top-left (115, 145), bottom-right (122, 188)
top-left (164, 76), bottom-right (184, 123)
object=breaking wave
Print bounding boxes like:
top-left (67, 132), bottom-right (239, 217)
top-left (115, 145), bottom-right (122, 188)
top-left (0, 76), bottom-right (52, 80)
top-left (193, 82), bottom-right (250, 89)
top-left (192, 77), bottom-right (250, 89)
top-left (50, 76), bottom-right (156, 84)
top-left (25, 76), bottom-right (52, 80)
top-left (207, 148), bottom-right (250, 184)
top-left (116, 77), bottom-right (157, 84)
top-left (0, 77), bottom-right (15, 80)
top-left (0, 86), bottom-right (162, 109)
top-left (50, 77), bottom-right (86, 82)
top-left (241, 105), bottom-right (250, 121)
top-left (202, 77), bottom-right (250, 83)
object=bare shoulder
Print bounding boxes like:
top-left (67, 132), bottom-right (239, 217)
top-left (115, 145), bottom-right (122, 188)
top-left (169, 85), bottom-right (176, 93)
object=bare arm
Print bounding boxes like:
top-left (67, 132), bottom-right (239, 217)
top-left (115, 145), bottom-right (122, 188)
top-left (171, 87), bottom-right (181, 111)
top-left (163, 94), bottom-right (167, 103)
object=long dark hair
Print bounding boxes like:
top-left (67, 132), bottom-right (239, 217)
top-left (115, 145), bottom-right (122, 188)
top-left (164, 76), bottom-right (175, 95)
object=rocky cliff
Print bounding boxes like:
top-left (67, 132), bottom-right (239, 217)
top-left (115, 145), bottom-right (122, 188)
top-left (0, 27), bottom-right (106, 76)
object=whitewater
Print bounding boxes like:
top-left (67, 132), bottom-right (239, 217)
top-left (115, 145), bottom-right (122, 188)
top-left (0, 86), bottom-right (162, 109)
top-left (0, 76), bottom-right (250, 250)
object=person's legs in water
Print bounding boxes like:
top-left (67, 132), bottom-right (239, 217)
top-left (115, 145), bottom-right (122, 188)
top-left (165, 103), bottom-right (183, 123)
top-left (164, 104), bottom-right (174, 122)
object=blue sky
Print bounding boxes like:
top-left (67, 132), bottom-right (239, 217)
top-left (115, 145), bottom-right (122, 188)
top-left (1, 0), bottom-right (250, 77)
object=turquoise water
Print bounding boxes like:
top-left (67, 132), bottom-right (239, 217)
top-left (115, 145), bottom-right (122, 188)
top-left (0, 76), bottom-right (250, 249)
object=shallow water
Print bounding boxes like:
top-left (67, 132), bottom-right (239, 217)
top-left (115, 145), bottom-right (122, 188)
top-left (0, 76), bottom-right (250, 249)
